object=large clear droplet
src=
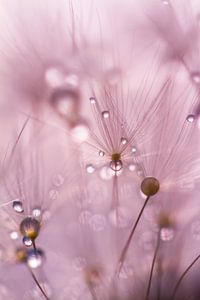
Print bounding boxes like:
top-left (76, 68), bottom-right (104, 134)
top-left (23, 236), bottom-right (33, 247)
top-left (160, 227), bottom-right (174, 241)
top-left (131, 147), bottom-right (137, 153)
top-left (186, 114), bottom-right (195, 123)
top-left (110, 160), bottom-right (123, 172)
top-left (27, 249), bottom-right (44, 269)
top-left (102, 111), bottom-right (110, 119)
top-left (12, 200), bottom-right (24, 213)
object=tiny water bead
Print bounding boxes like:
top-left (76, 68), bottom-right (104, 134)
top-left (102, 110), bottom-right (110, 119)
top-left (121, 137), bottom-right (127, 145)
top-left (141, 177), bottom-right (160, 197)
top-left (131, 147), bottom-right (137, 153)
top-left (12, 200), bottom-right (24, 213)
top-left (20, 217), bottom-right (40, 240)
top-left (89, 97), bottom-right (96, 104)
top-left (86, 164), bottom-right (95, 174)
top-left (23, 236), bottom-right (33, 247)
top-left (186, 114), bottom-right (195, 123)
top-left (98, 150), bottom-right (105, 157)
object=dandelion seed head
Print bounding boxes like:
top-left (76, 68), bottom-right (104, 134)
top-left (22, 236), bottom-right (33, 247)
top-left (141, 177), bottom-right (160, 196)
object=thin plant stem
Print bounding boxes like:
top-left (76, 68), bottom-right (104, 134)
top-left (28, 267), bottom-right (49, 300)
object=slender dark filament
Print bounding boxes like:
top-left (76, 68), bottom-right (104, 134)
top-left (116, 196), bottom-right (150, 275)
top-left (32, 240), bottom-right (37, 255)
top-left (28, 267), bottom-right (49, 300)
top-left (171, 253), bottom-right (200, 299)
top-left (145, 231), bottom-right (161, 300)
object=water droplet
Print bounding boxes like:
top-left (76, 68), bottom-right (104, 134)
top-left (102, 111), bottom-right (110, 119)
top-left (89, 214), bottom-right (107, 231)
top-left (32, 208), bottom-right (42, 220)
top-left (99, 166), bottom-right (114, 180)
top-left (50, 88), bottom-right (79, 117)
top-left (128, 163), bottom-right (137, 172)
top-left (109, 207), bottom-right (132, 228)
top-left (98, 150), bottom-right (105, 157)
top-left (160, 227), bottom-right (174, 241)
top-left (10, 231), bottom-right (19, 240)
top-left (12, 200), bottom-right (24, 213)
top-left (53, 174), bottom-right (65, 187)
top-left (45, 67), bottom-right (65, 88)
top-left (161, 0), bottom-right (170, 5)
top-left (121, 137), bottom-right (127, 145)
top-left (86, 164), bottom-right (95, 174)
top-left (71, 122), bottom-right (89, 143)
top-left (89, 97), bottom-right (96, 104)
top-left (191, 220), bottom-right (200, 240)
top-left (191, 72), bottom-right (200, 84)
top-left (110, 160), bottom-right (123, 172)
top-left (131, 147), bottom-right (137, 153)
top-left (27, 249), bottom-right (44, 269)
top-left (23, 236), bottom-right (33, 247)
top-left (187, 114), bottom-right (195, 123)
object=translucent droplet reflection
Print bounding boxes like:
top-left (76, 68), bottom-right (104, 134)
top-left (160, 227), bottom-right (174, 241)
top-left (102, 111), bottom-right (110, 119)
top-left (23, 236), bottom-right (33, 247)
top-left (70, 122), bottom-right (89, 143)
top-left (98, 150), bottom-right (105, 157)
top-left (13, 200), bottom-right (24, 213)
top-left (27, 249), bottom-right (44, 269)
top-left (121, 137), bottom-right (127, 145)
top-left (89, 97), bottom-right (96, 104)
top-left (186, 114), bottom-right (195, 123)
top-left (86, 164), bottom-right (95, 174)
top-left (191, 72), bottom-right (200, 84)
top-left (10, 231), bottom-right (19, 240)
top-left (110, 160), bottom-right (123, 172)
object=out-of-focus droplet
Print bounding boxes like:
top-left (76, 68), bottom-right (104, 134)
top-left (49, 189), bottom-right (59, 201)
top-left (121, 137), bottom-right (127, 145)
top-left (191, 72), bottom-right (200, 84)
top-left (99, 166), bottom-right (114, 180)
top-left (32, 208), bottom-right (42, 221)
top-left (79, 211), bottom-right (92, 225)
top-left (45, 67), bottom-right (65, 88)
top-left (161, 0), bottom-right (170, 5)
top-left (71, 122), bottom-right (89, 143)
top-left (102, 111), bottom-right (110, 119)
top-left (23, 236), bottom-right (33, 247)
top-left (89, 214), bottom-right (107, 231)
top-left (86, 164), bottom-right (95, 174)
top-left (10, 231), bottom-right (19, 240)
top-left (53, 174), bottom-right (65, 187)
top-left (110, 160), bottom-right (123, 172)
top-left (131, 147), bottom-right (137, 153)
top-left (186, 114), bottom-right (195, 123)
top-left (109, 207), bottom-right (132, 228)
top-left (128, 163), bottom-right (137, 172)
top-left (99, 150), bottom-right (105, 157)
top-left (89, 97), bottom-right (96, 104)
top-left (13, 200), bottom-right (24, 213)
top-left (160, 227), bottom-right (174, 241)
top-left (64, 74), bottom-right (79, 88)
top-left (27, 249), bottom-right (44, 269)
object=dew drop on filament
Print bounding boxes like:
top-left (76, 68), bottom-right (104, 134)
top-left (86, 164), bottom-right (95, 174)
top-left (191, 72), bottom-right (200, 84)
top-left (13, 200), bottom-right (24, 213)
top-left (121, 137), bottom-right (127, 145)
top-left (23, 236), bottom-right (33, 247)
top-left (102, 111), bottom-right (110, 119)
top-left (110, 160), bottom-right (123, 172)
top-left (89, 97), bottom-right (96, 104)
top-left (98, 150), bottom-right (105, 157)
top-left (27, 249), bottom-right (44, 269)
top-left (186, 114), bottom-right (195, 123)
